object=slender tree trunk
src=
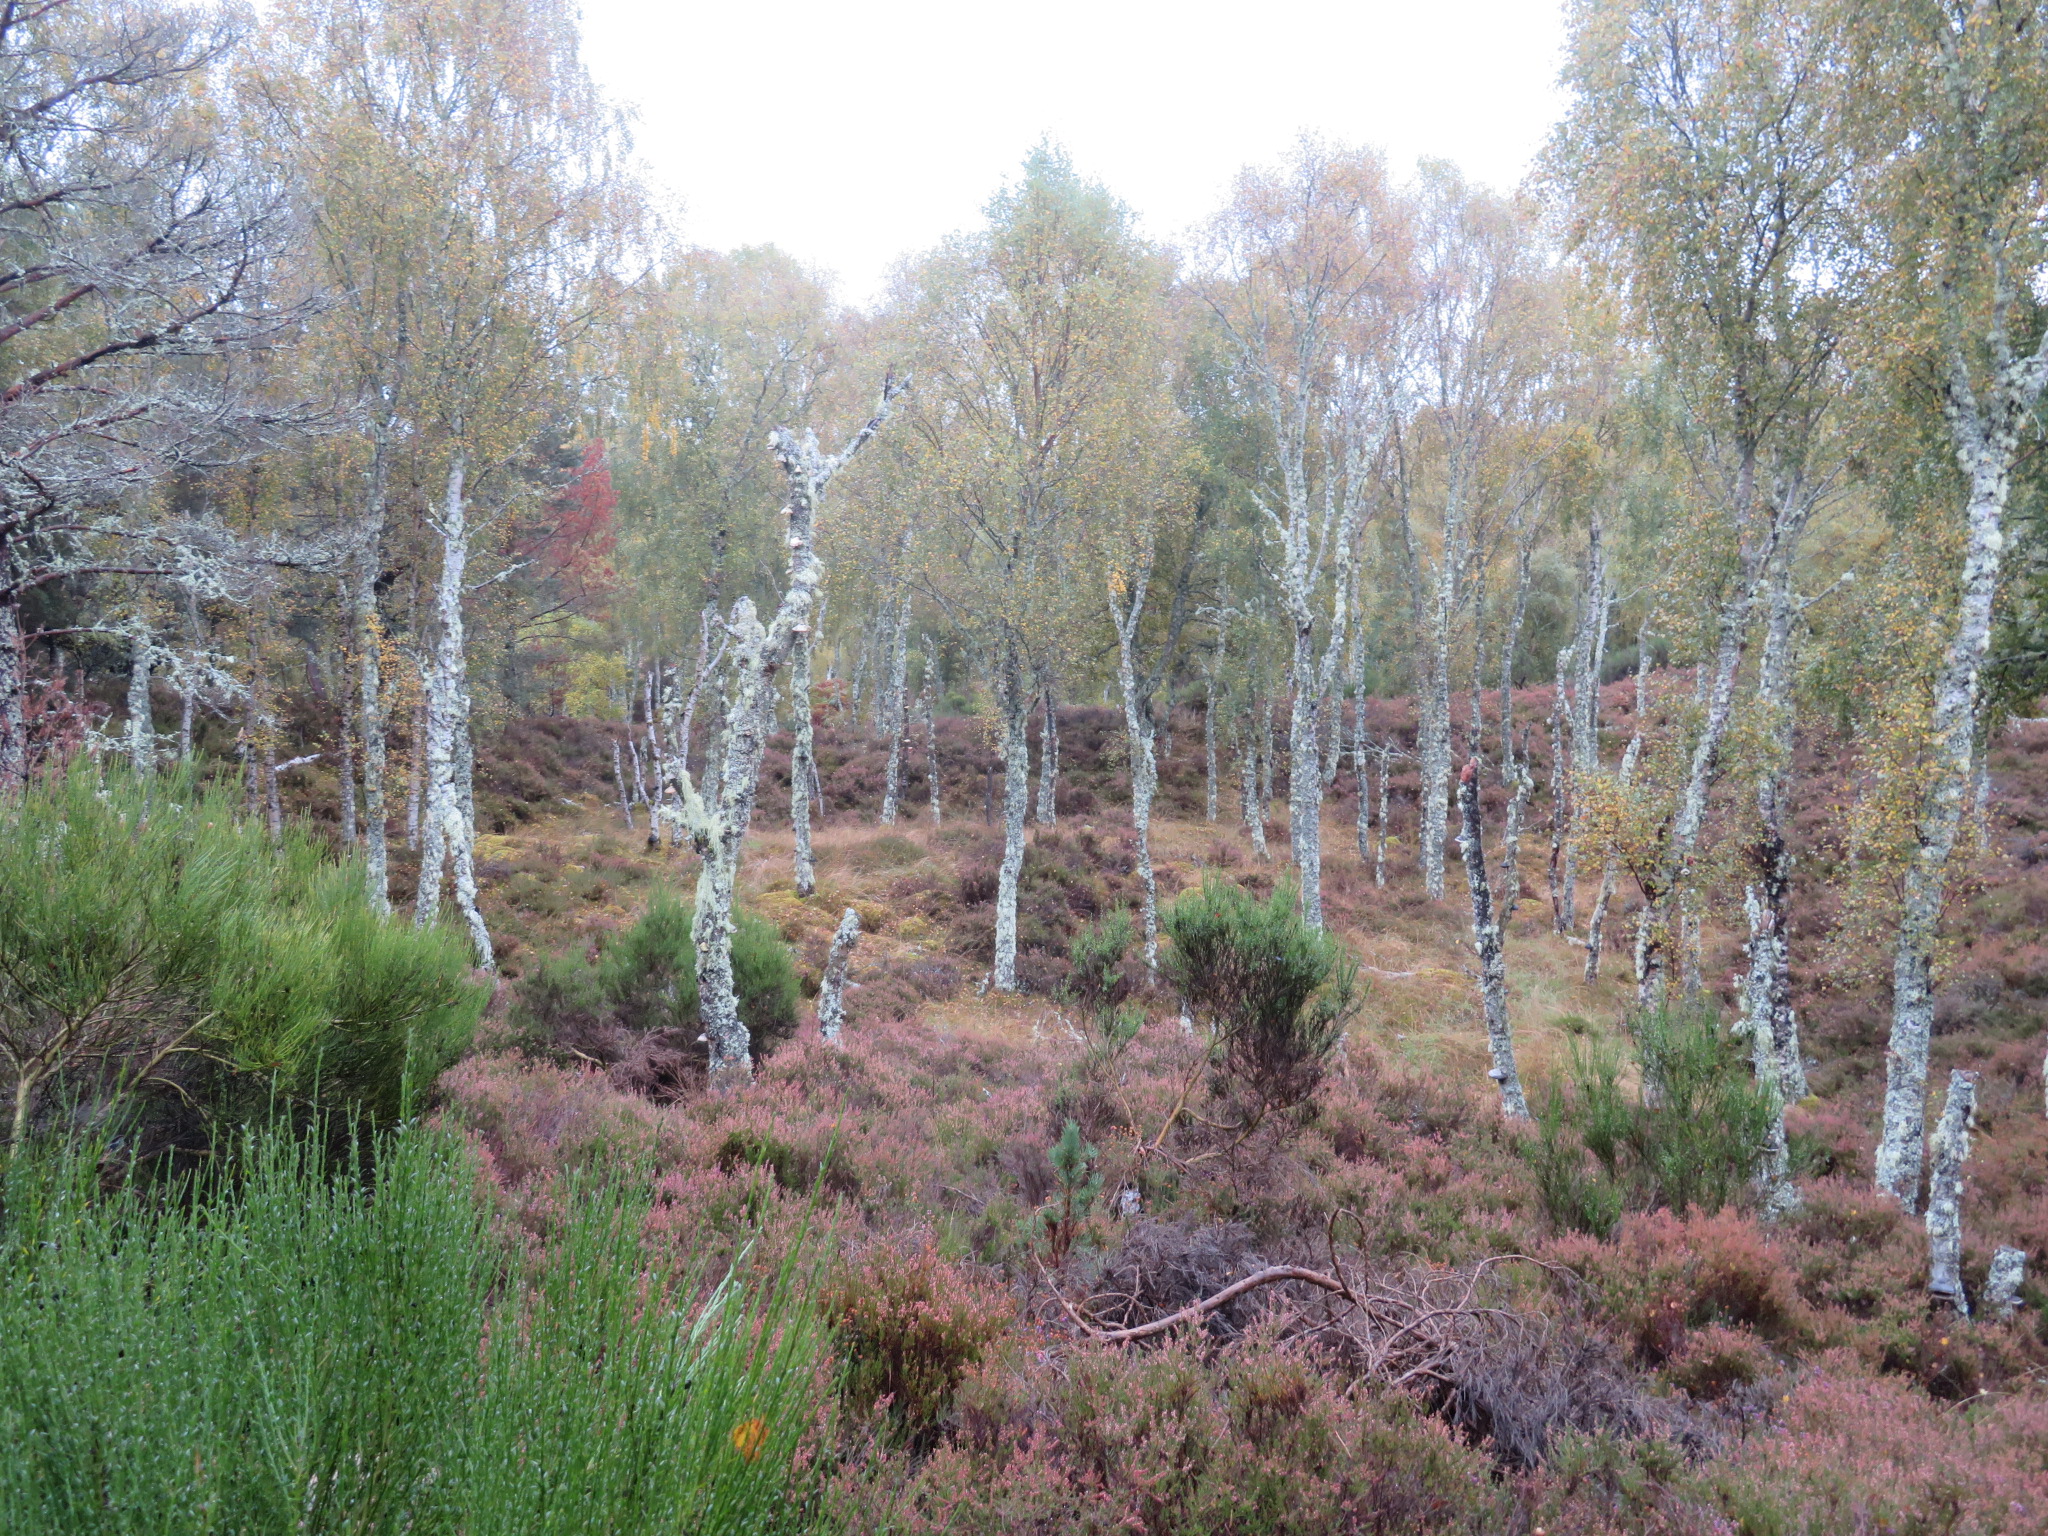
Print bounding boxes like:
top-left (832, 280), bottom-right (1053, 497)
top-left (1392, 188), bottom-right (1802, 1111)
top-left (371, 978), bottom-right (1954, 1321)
top-left (354, 435), bottom-right (392, 914)
top-left (1374, 741), bottom-right (1391, 888)
top-left (613, 737), bottom-right (634, 831)
top-left (792, 618), bottom-right (817, 896)
top-left (0, 589), bottom-right (26, 795)
top-left (126, 622), bottom-right (153, 774)
top-left (1111, 578), bottom-right (1161, 978)
top-left (1258, 692), bottom-right (1274, 812)
top-left (1881, 411), bottom-right (2032, 1204)
top-left (1353, 701), bottom-right (1372, 865)
top-left (993, 638), bottom-right (1031, 991)
top-left (1635, 567), bottom-right (1769, 1007)
top-left (1203, 670), bottom-right (1219, 823)
top-left (1741, 555), bottom-right (1809, 1112)
top-left (1549, 645), bottom-right (1575, 933)
top-left (1584, 644), bottom-right (1647, 984)
top-left (414, 455), bottom-right (493, 971)
top-left (1457, 759), bottom-right (1527, 1118)
top-left (1925, 1070), bottom-right (1978, 1313)
top-left (921, 636), bottom-right (942, 825)
top-left (1288, 620), bottom-right (1325, 928)
top-left (1035, 682), bottom-right (1059, 826)
top-left (1237, 704), bottom-right (1268, 860)
top-left (880, 588), bottom-right (911, 824)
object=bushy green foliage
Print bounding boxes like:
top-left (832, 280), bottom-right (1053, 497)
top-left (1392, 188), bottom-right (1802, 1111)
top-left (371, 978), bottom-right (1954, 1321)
top-left (0, 1122), bottom-right (822, 1534)
top-left (1062, 910), bottom-right (1142, 1058)
top-left (1530, 1004), bottom-right (1778, 1237)
top-left (0, 770), bottom-right (483, 1152)
top-left (1162, 876), bottom-right (1357, 1118)
top-left (512, 890), bottom-right (801, 1059)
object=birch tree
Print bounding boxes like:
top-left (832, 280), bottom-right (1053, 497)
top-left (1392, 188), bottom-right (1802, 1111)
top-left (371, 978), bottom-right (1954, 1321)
top-left (1855, 0), bottom-right (2048, 1208)
top-left (0, 2), bottom-right (301, 794)
top-left (659, 376), bottom-right (904, 1080)
top-left (903, 148), bottom-right (1163, 990)
top-left (1560, 0), bottom-right (1856, 1005)
top-left (1200, 143), bottom-right (1406, 927)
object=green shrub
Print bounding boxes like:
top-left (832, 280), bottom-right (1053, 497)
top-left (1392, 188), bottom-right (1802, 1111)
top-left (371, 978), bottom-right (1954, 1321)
top-left (0, 769), bottom-right (483, 1154)
top-left (513, 892), bottom-right (801, 1066)
top-left (1162, 876), bottom-right (1357, 1122)
top-left (0, 1122), bottom-right (823, 1534)
top-left (1530, 1004), bottom-right (1778, 1235)
top-left (1038, 1117), bottom-right (1102, 1264)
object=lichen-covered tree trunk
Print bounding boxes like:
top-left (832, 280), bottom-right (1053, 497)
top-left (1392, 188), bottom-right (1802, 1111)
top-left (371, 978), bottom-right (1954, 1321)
top-left (879, 588), bottom-right (911, 824)
top-left (126, 622), bottom-right (153, 774)
top-left (921, 637), bottom-right (942, 825)
top-left (1881, 419), bottom-right (2034, 1204)
top-left (0, 592), bottom-right (25, 795)
top-left (791, 621), bottom-right (817, 896)
top-left (352, 437), bottom-right (392, 913)
top-left (1288, 619), bottom-right (1324, 928)
top-left (1925, 1070), bottom-right (1978, 1314)
top-left (992, 639), bottom-right (1031, 992)
top-left (1456, 759), bottom-right (1527, 1118)
top-left (1235, 708), bottom-right (1267, 860)
top-left (1583, 650), bottom-right (1646, 985)
top-left (412, 456), bottom-right (493, 972)
top-left (1549, 644), bottom-right (1575, 933)
top-left (1111, 576), bottom-right (1161, 977)
top-left (1741, 556), bottom-right (1808, 1110)
top-left (663, 384), bottom-right (903, 1081)
top-left (816, 908), bottom-right (860, 1042)
top-left (1417, 640), bottom-right (1453, 900)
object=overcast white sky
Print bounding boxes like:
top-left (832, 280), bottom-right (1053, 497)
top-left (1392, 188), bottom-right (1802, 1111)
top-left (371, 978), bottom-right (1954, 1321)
top-left (578, 1), bottom-right (1570, 308)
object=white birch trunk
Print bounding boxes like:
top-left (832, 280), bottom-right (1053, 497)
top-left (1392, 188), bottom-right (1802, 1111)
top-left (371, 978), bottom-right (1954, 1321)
top-left (1924, 1069), bottom-right (1978, 1314)
top-left (816, 908), bottom-right (860, 1043)
top-left (1456, 758), bottom-right (1527, 1117)
top-left (879, 588), bottom-right (911, 824)
top-left (921, 636), bottom-right (942, 825)
top-left (353, 432), bottom-right (392, 914)
top-left (1235, 708), bottom-right (1268, 860)
top-left (1583, 648), bottom-right (1647, 985)
top-left (1740, 555), bottom-right (1809, 1109)
top-left (126, 623), bottom-right (153, 774)
top-left (1549, 644), bottom-right (1575, 933)
top-left (992, 637), bottom-right (1031, 991)
top-left (1034, 683), bottom-right (1059, 826)
top-left (1111, 575), bottom-right (1161, 979)
top-left (412, 455), bottom-right (493, 971)
top-left (1880, 383), bottom-right (2042, 1203)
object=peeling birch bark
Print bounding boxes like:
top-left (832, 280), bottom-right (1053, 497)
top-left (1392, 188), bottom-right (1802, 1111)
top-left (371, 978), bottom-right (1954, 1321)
top-left (1583, 646), bottom-right (1646, 985)
top-left (1374, 740), bottom-right (1390, 888)
top-left (816, 907), bottom-right (860, 1043)
top-left (1925, 1069), bottom-right (1978, 1314)
top-left (1549, 644), bottom-right (1575, 933)
top-left (1457, 758), bottom-right (1527, 1118)
top-left (0, 596), bottom-right (24, 794)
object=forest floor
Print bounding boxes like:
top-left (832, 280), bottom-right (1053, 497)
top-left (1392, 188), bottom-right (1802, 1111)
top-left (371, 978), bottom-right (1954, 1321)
top-left (403, 689), bottom-right (2048, 1532)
